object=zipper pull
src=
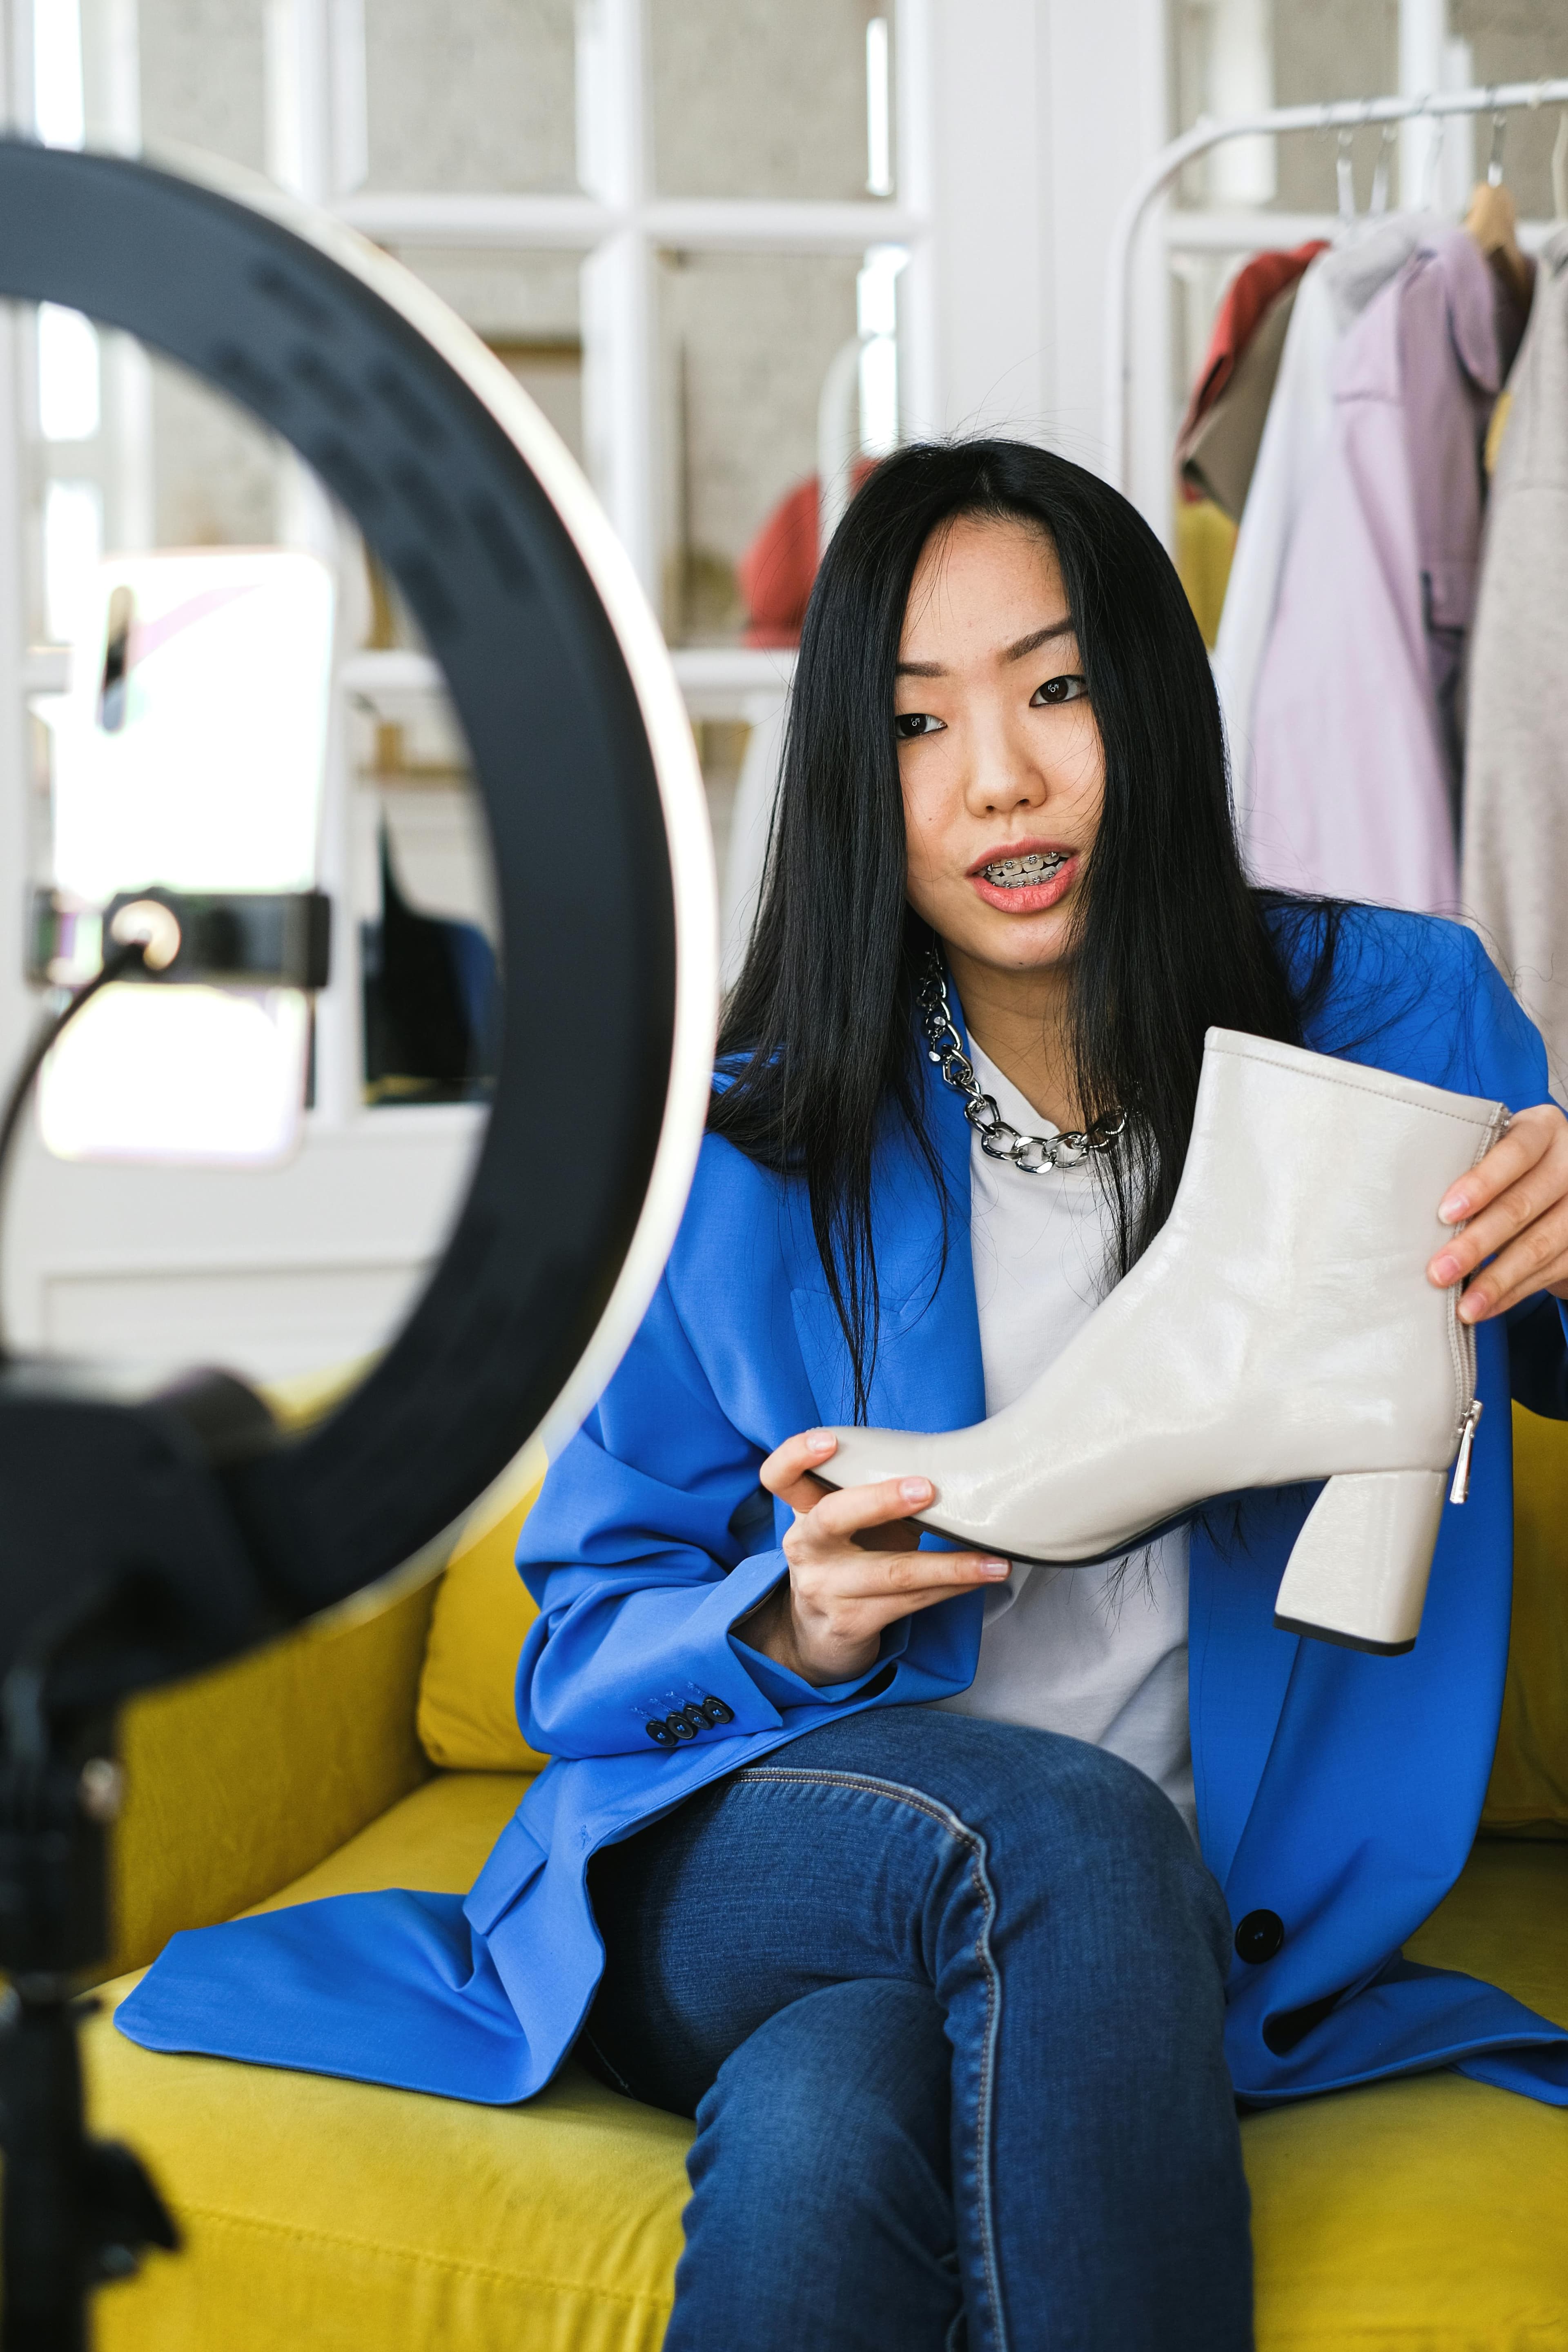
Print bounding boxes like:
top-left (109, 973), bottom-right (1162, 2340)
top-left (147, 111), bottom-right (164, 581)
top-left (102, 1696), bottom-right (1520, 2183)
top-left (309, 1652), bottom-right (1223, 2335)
top-left (1450, 1400), bottom-right (1483, 1505)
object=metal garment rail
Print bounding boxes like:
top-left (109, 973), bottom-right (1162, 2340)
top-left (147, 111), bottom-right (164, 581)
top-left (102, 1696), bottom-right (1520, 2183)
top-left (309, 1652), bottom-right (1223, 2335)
top-left (1104, 76), bottom-right (1568, 497)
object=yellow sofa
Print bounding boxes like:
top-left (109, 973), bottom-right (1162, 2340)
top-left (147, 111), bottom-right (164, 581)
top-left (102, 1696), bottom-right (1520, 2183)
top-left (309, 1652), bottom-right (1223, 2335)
top-left (82, 1412), bottom-right (1568, 2351)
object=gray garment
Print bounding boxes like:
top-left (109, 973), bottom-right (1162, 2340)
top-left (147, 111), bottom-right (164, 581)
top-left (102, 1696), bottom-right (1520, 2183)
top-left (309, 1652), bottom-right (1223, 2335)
top-left (1462, 225), bottom-right (1568, 1096)
top-left (1178, 277), bottom-right (1298, 521)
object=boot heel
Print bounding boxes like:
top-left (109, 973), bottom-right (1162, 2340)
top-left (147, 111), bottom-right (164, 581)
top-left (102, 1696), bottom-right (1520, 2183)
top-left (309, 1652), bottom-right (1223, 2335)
top-left (1272, 1469), bottom-right (1449, 1654)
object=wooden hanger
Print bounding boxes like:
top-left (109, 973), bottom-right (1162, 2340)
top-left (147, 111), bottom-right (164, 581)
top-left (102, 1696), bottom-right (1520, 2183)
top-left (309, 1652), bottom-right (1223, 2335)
top-left (1467, 111), bottom-right (1532, 309)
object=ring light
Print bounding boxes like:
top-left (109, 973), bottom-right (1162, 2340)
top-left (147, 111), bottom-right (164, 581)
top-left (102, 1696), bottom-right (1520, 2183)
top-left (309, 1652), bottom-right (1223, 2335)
top-left (0, 136), bottom-right (719, 2346)
top-left (0, 138), bottom-right (718, 1616)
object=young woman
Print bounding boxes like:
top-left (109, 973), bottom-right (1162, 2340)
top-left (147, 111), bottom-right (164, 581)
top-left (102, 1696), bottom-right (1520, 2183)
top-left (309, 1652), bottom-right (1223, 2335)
top-left (526, 441), bottom-right (1568, 2349)
top-left (121, 440), bottom-right (1568, 2348)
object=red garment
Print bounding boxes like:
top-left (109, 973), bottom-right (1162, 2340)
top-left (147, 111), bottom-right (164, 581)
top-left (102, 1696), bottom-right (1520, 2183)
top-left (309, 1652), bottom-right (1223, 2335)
top-left (1178, 241), bottom-right (1328, 451)
top-left (737, 462), bottom-right (878, 646)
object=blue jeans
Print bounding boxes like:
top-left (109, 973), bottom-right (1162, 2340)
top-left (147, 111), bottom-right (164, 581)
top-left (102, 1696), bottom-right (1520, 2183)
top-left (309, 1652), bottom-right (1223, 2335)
top-left (582, 1706), bottom-right (1251, 2352)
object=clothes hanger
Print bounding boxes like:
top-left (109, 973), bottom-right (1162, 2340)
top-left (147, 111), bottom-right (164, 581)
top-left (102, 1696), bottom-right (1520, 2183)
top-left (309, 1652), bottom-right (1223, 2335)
top-left (1466, 107), bottom-right (1532, 305)
top-left (1420, 104), bottom-right (1446, 214)
top-left (1336, 127), bottom-right (1358, 228)
top-left (1369, 121), bottom-right (1397, 216)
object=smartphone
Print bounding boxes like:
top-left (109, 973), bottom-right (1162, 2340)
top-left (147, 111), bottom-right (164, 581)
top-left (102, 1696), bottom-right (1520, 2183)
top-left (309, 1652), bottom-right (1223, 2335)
top-left (38, 548), bottom-right (334, 1166)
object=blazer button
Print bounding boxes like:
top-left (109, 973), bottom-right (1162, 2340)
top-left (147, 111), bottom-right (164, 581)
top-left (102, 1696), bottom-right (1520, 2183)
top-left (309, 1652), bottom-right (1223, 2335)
top-left (669, 1708), bottom-right (702, 1740)
top-left (644, 1719), bottom-right (677, 1746)
top-left (1234, 1909), bottom-right (1285, 1964)
top-left (701, 1695), bottom-right (735, 1726)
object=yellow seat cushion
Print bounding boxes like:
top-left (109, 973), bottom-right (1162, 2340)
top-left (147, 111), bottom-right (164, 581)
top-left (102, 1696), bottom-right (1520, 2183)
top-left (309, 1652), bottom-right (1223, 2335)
top-left (1247, 1840), bottom-right (1568, 2348)
top-left (88, 1774), bottom-right (692, 2352)
top-left (107, 1575), bottom-right (436, 1980)
top-left (416, 1444), bottom-right (550, 1773)
top-left (1481, 1405), bottom-right (1568, 1837)
top-left (87, 1780), bottom-right (1568, 2351)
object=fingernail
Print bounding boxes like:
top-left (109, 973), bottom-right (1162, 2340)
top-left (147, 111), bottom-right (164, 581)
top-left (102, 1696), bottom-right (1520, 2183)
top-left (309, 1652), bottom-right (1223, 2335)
top-left (1430, 1252), bottom-right (1461, 1286)
top-left (1439, 1193), bottom-right (1467, 1224)
top-left (980, 1559), bottom-right (1011, 1577)
top-left (807, 1430), bottom-right (835, 1451)
top-left (899, 1477), bottom-right (933, 1504)
top-left (1458, 1292), bottom-right (1483, 1323)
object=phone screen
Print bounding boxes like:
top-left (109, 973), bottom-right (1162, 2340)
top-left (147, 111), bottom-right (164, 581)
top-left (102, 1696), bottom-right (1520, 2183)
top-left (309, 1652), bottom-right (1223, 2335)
top-left (38, 548), bottom-right (334, 1166)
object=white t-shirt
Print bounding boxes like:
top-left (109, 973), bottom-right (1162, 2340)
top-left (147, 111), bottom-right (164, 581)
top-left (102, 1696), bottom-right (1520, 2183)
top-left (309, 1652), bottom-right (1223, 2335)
top-left (936, 1040), bottom-right (1197, 1834)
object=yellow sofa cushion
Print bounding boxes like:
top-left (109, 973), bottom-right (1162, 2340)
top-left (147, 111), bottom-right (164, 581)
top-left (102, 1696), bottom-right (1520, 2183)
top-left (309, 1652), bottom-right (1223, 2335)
top-left (1247, 1838), bottom-right (1568, 2349)
top-left (108, 1576), bottom-right (435, 1980)
top-left (416, 1444), bottom-right (550, 1773)
top-left (88, 1775), bottom-right (1568, 2352)
top-left (1481, 1404), bottom-right (1568, 1838)
top-left (89, 1774), bottom-right (691, 2352)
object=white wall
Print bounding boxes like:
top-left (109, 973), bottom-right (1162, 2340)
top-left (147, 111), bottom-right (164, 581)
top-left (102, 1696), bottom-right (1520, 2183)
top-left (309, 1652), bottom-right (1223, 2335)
top-left (927, 0), bottom-right (1170, 481)
top-left (927, 0), bottom-right (1051, 439)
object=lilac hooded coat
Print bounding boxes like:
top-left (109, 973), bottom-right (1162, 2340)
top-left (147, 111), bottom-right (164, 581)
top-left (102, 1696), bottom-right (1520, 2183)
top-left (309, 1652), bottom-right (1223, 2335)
top-left (1245, 225), bottom-right (1501, 911)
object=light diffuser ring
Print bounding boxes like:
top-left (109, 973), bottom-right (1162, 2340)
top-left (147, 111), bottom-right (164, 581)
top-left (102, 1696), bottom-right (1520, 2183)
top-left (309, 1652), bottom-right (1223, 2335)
top-left (0, 140), bottom-right (718, 1608)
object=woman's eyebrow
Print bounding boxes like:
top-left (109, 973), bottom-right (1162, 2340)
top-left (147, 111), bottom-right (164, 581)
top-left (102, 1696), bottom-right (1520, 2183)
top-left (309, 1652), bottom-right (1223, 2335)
top-left (894, 616), bottom-right (1078, 678)
top-left (1002, 617), bottom-right (1077, 662)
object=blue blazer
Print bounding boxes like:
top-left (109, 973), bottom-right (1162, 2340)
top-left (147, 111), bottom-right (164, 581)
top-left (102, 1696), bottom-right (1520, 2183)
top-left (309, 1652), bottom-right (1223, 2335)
top-left (120, 909), bottom-right (1568, 2109)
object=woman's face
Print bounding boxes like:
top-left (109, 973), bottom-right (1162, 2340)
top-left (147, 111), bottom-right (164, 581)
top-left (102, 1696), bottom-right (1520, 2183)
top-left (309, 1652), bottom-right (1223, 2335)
top-left (896, 513), bottom-right (1104, 977)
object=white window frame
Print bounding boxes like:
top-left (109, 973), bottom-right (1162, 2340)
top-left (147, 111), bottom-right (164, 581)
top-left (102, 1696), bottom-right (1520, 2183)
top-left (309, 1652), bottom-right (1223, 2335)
top-left (275, 0), bottom-right (936, 606)
top-left (0, 0), bottom-right (942, 1375)
top-left (268, 0), bottom-right (940, 1098)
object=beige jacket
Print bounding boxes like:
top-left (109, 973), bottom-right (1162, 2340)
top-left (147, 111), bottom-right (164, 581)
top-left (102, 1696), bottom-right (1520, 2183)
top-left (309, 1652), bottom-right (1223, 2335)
top-left (1463, 225), bottom-right (1568, 1094)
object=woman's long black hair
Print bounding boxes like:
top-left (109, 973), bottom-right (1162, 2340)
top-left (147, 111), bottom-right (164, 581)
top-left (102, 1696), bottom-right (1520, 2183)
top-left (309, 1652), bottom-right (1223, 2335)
top-left (709, 439), bottom-right (1339, 1417)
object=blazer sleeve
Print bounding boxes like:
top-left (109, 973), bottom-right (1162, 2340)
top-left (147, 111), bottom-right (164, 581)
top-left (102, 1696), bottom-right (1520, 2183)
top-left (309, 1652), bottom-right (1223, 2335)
top-left (1460, 928), bottom-right (1568, 1420)
top-left (514, 1269), bottom-right (890, 1759)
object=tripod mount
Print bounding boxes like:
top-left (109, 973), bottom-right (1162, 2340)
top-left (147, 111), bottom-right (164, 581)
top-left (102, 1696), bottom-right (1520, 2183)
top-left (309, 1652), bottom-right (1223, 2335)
top-left (0, 1361), bottom-right (295, 2348)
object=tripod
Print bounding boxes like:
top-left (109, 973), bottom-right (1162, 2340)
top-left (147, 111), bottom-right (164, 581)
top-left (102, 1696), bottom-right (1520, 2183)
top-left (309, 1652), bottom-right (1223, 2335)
top-left (0, 1359), bottom-right (291, 2350)
top-left (0, 1734), bottom-right (176, 2352)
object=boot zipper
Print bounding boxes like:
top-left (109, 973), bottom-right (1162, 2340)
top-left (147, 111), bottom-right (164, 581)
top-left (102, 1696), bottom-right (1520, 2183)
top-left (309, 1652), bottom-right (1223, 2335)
top-left (1450, 1399), bottom-right (1483, 1504)
top-left (1446, 1244), bottom-right (1484, 1505)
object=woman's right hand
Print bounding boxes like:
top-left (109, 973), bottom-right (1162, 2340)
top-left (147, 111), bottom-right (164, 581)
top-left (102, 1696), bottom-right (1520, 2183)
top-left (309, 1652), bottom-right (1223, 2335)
top-left (737, 1429), bottom-right (1012, 1687)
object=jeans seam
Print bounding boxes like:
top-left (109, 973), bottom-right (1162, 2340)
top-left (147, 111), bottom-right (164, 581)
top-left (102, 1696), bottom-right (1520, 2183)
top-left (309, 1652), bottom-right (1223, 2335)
top-left (732, 1764), bottom-right (1009, 2352)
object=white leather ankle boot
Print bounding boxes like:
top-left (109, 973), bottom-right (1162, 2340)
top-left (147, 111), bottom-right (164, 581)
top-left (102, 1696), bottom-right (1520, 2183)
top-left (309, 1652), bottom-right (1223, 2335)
top-left (827, 1031), bottom-right (1508, 1654)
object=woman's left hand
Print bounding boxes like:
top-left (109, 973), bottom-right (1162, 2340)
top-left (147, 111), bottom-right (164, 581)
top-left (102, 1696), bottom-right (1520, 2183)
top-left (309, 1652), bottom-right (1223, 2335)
top-left (1428, 1102), bottom-right (1568, 1323)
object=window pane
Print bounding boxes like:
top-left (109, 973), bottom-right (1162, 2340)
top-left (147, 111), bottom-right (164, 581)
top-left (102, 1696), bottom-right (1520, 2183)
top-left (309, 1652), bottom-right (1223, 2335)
top-left (380, 249), bottom-right (584, 465)
top-left (1452, 1), bottom-right (1568, 223)
top-left (6, 305), bottom-right (495, 1382)
top-left (348, 675), bottom-right (500, 1111)
top-left (38, 305), bottom-right (100, 441)
top-left (147, 347), bottom-right (283, 551)
top-left (35, 0), bottom-right (84, 147)
top-left (656, 249), bottom-right (862, 645)
top-left (136, 0), bottom-right (267, 174)
top-left (42, 479), bottom-right (102, 644)
top-left (363, 0), bottom-right (577, 194)
top-left (1172, 1), bottom-right (1399, 216)
top-left (650, 0), bottom-right (895, 200)
top-left (1271, 0), bottom-right (1399, 214)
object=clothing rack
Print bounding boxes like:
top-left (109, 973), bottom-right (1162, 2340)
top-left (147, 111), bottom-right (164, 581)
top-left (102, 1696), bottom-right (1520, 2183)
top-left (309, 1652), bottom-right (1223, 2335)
top-left (1105, 77), bottom-right (1568, 498)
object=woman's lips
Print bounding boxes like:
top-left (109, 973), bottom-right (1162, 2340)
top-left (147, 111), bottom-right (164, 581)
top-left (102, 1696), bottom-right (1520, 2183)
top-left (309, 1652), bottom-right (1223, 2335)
top-left (969, 854), bottom-right (1079, 914)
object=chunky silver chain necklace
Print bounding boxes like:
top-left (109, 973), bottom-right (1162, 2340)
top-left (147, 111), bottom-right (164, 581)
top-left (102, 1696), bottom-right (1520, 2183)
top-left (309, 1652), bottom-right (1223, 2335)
top-left (918, 951), bottom-right (1129, 1174)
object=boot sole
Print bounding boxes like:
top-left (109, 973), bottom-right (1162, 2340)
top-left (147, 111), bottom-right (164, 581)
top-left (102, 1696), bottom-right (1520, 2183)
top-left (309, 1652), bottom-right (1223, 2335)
top-left (828, 1484), bottom-right (1421, 1656)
